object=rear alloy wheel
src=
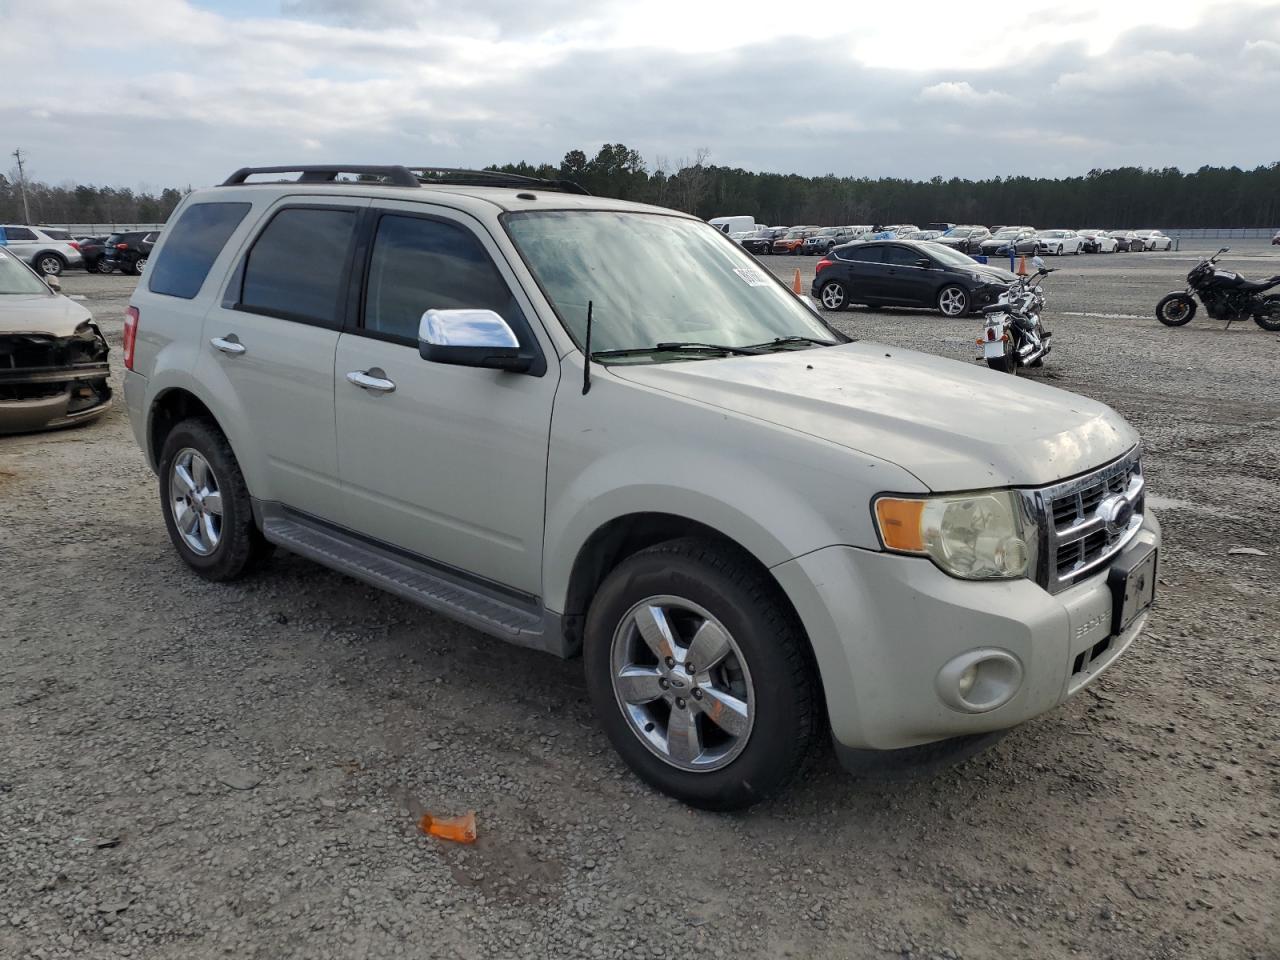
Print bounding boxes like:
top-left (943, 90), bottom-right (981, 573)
top-left (937, 285), bottom-right (969, 316)
top-left (37, 254), bottom-right (64, 276)
top-left (819, 280), bottom-right (848, 311)
top-left (159, 418), bottom-right (273, 581)
top-left (136, 256), bottom-right (148, 274)
top-left (584, 538), bottom-right (817, 810)
top-left (1254, 296), bottom-right (1280, 332)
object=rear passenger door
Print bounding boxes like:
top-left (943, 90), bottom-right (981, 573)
top-left (835, 244), bottom-right (884, 302)
top-left (333, 204), bottom-right (557, 595)
top-left (197, 198), bottom-right (368, 522)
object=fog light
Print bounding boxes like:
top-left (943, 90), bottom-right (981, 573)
top-left (936, 650), bottom-right (1024, 714)
top-left (958, 664), bottom-right (978, 698)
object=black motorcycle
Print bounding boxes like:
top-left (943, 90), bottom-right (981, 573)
top-left (1155, 248), bottom-right (1280, 330)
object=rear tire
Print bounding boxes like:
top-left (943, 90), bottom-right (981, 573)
top-left (123, 260), bottom-right (139, 276)
top-left (1254, 296), bottom-right (1280, 332)
top-left (1156, 293), bottom-right (1196, 327)
top-left (583, 538), bottom-right (818, 810)
top-left (158, 418), bottom-right (273, 582)
top-left (986, 338), bottom-right (1019, 374)
top-left (819, 279), bottom-right (847, 311)
top-left (36, 253), bottom-right (65, 276)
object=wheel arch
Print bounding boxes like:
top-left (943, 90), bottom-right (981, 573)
top-left (559, 511), bottom-right (808, 661)
top-left (147, 386), bottom-right (222, 471)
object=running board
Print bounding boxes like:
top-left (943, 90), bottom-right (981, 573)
top-left (258, 507), bottom-right (569, 656)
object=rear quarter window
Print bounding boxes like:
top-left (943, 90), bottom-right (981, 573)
top-left (148, 202), bottom-right (251, 300)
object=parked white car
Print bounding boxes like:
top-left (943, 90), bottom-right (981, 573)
top-left (1135, 230), bottom-right (1173, 251)
top-left (1077, 229), bottom-right (1118, 253)
top-left (0, 224), bottom-right (85, 276)
top-left (1035, 230), bottom-right (1084, 256)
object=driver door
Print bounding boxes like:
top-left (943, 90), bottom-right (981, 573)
top-left (334, 204), bottom-right (558, 595)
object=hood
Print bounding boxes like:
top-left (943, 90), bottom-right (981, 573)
top-left (972, 263), bottom-right (1017, 283)
top-left (610, 343), bottom-right (1138, 491)
top-left (0, 294), bottom-right (94, 337)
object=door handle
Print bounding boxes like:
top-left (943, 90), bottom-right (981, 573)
top-left (346, 369), bottom-right (396, 394)
top-left (210, 336), bottom-right (246, 356)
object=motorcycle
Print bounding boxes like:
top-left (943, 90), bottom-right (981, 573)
top-left (1155, 248), bottom-right (1280, 331)
top-left (977, 262), bottom-right (1054, 375)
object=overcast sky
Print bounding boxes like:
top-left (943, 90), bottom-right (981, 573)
top-left (3, 0), bottom-right (1278, 190)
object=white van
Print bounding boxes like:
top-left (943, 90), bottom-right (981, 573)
top-left (709, 215), bottom-right (757, 235)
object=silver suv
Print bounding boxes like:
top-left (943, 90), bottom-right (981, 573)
top-left (124, 165), bottom-right (1161, 809)
top-left (0, 224), bottom-right (84, 275)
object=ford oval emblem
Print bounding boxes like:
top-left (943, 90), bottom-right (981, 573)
top-left (1097, 495), bottom-right (1134, 535)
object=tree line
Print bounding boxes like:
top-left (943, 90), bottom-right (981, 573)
top-left (493, 145), bottom-right (1280, 229)
top-left (0, 173), bottom-right (185, 226)
top-left (3, 147), bottom-right (1278, 228)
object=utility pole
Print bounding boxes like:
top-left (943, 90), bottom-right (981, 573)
top-left (12, 148), bottom-right (32, 224)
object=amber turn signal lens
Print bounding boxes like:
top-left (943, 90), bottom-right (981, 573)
top-left (874, 498), bottom-right (926, 553)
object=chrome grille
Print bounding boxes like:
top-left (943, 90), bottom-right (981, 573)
top-left (1023, 448), bottom-right (1144, 594)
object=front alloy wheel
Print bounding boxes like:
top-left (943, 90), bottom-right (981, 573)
top-left (610, 597), bottom-right (754, 771)
top-left (938, 285), bottom-right (969, 316)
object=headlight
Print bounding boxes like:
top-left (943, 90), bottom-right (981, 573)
top-left (873, 491), bottom-right (1037, 580)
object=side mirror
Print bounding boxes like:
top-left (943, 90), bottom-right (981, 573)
top-left (418, 309), bottom-right (531, 373)
top-left (45, 274), bottom-right (62, 292)
top-left (915, 257), bottom-right (932, 268)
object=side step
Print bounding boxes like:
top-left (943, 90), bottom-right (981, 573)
top-left (260, 510), bottom-right (555, 653)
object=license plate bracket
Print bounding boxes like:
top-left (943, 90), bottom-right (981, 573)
top-left (1107, 544), bottom-right (1157, 635)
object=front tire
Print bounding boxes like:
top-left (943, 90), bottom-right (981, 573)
top-left (937, 285), bottom-right (969, 316)
top-left (583, 538), bottom-right (818, 810)
top-left (158, 418), bottom-right (273, 581)
top-left (819, 279), bottom-right (848, 311)
top-left (1156, 293), bottom-right (1196, 327)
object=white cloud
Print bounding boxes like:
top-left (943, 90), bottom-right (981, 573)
top-left (2, 0), bottom-right (1278, 188)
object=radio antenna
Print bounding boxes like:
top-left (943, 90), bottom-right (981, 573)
top-left (582, 300), bottom-right (593, 395)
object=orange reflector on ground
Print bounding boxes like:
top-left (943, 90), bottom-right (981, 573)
top-left (875, 498), bottom-right (926, 553)
top-left (419, 811), bottom-right (477, 843)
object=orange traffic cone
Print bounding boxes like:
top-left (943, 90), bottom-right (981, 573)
top-left (1017, 255), bottom-right (1027, 276)
top-left (792, 268), bottom-right (803, 294)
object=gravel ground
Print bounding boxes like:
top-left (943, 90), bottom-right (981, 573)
top-left (2, 241), bottom-right (1277, 960)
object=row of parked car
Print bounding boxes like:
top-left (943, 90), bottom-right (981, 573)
top-left (0, 224), bottom-right (159, 276)
top-left (734, 223), bottom-right (1175, 257)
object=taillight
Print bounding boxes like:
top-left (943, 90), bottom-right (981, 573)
top-left (123, 306), bottom-right (139, 370)
top-left (986, 327), bottom-right (997, 341)
top-left (69, 241), bottom-right (81, 251)
top-left (815, 258), bottom-right (834, 275)
top-left (116, 242), bottom-right (129, 250)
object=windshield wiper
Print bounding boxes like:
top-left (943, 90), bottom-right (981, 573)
top-left (591, 341), bottom-right (764, 360)
top-left (739, 335), bottom-right (837, 351)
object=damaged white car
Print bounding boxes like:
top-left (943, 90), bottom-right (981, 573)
top-left (0, 248), bottom-right (111, 434)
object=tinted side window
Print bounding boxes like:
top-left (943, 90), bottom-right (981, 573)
top-left (149, 202), bottom-right (251, 300)
top-left (836, 244), bottom-right (882, 263)
top-left (882, 246), bottom-right (924, 266)
top-left (4, 227), bottom-right (36, 241)
top-left (239, 207), bottom-right (356, 326)
top-left (363, 214), bottom-right (521, 342)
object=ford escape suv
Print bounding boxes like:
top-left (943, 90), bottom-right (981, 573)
top-left (124, 165), bottom-right (1160, 810)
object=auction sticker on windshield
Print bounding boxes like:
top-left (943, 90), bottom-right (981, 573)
top-left (733, 267), bottom-right (770, 286)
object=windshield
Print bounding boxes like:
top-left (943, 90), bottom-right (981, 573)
top-left (0, 249), bottom-right (52, 295)
top-left (504, 210), bottom-right (841, 360)
top-left (945, 228), bottom-right (973, 237)
top-left (1040, 231), bottom-right (1066, 238)
top-left (926, 243), bottom-right (986, 268)
top-left (993, 229), bottom-right (1019, 238)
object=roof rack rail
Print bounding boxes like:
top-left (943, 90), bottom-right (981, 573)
top-left (221, 165), bottom-right (421, 187)
top-left (410, 167), bottom-right (591, 196)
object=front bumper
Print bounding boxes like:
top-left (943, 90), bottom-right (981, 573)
top-left (771, 510), bottom-right (1160, 755)
top-left (0, 330), bottom-right (112, 434)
